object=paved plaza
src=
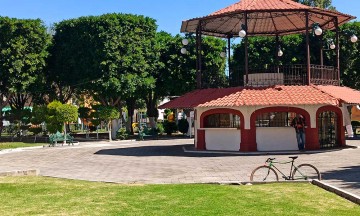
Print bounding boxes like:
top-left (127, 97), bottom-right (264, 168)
top-left (0, 138), bottom-right (359, 196)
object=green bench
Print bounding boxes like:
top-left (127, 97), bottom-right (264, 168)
top-left (49, 131), bottom-right (75, 147)
top-left (138, 126), bottom-right (158, 140)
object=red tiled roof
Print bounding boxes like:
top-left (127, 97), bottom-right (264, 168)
top-left (181, 0), bottom-right (355, 37)
top-left (158, 87), bottom-right (244, 109)
top-left (211, 0), bottom-right (308, 16)
top-left (159, 85), bottom-right (340, 109)
top-left (315, 85), bottom-right (360, 105)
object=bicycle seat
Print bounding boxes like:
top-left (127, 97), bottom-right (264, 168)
top-left (289, 156), bottom-right (298, 160)
top-left (266, 158), bottom-right (276, 162)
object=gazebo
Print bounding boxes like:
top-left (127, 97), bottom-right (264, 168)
top-left (160, 0), bottom-right (360, 152)
top-left (181, 0), bottom-right (356, 88)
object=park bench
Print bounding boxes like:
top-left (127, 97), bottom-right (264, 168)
top-left (49, 131), bottom-right (75, 147)
top-left (138, 126), bottom-right (158, 140)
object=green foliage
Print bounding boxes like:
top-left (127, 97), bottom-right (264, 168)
top-left (56, 104), bottom-right (78, 123)
top-left (46, 101), bottom-right (63, 133)
top-left (4, 107), bottom-right (32, 125)
top-left (31, 105), bottom-right (47, 125)
top-left (0, 17), bottom-right (51, 100)
top-left (28, 127), bottom-right (43, 136)
top-left (116, 128), bottom-right (128, 140)
top-left (51, 13), bottom-right (157, 106)
top-left (177, 119), bottom-right (189, 134)
top-left (156, 122), bottom-right (164, 135)
top-left (96, 105), bottom-right (120, 121)
top-left (293, 0), bottom-right (332, 9)
top-left (163, 120), bottom-right (178, 135)
top-left (78, 107), bottom-right (91, 121)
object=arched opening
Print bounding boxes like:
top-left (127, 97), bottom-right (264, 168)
top-left (316, 106), bottom-right (345, 148)
top-left (251, 107), bottom-right (312, 151)
top-left (318, 111), bottom-right (339, 148)
top-left (199, 109), bottom-right (244, 151)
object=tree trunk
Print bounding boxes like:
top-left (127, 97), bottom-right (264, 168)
top-left (64, 122), bottom-right (67, 145)
top-left (126, 98), bottom-right (136, 135)
top-left (146, 92), bottom-right (158, 128)
top-left (111, 119), bottom-right (121, 140)
top-left (108, 121), bottom-right (112, 142)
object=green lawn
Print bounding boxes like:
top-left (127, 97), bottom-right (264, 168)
top-left (0, 142), bottom-right (44, 150)
top-left (0, 177), bottom-right (358, 216)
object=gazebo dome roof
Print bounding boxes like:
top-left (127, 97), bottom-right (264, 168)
top-left (181, 0), bottom-right (356, 37)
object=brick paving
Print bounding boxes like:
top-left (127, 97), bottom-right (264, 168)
top-left (0, 138), bottom-right (359, 196)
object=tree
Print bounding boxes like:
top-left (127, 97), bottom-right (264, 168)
top-left (78, 107), bottom-right (92, 138)
top-left (56, 104), bottom-right (78, 144)
top-left (143, 32), bottom-right (228, 129)
top-left (45, 101), bottom-right (63, 134)
top-left (294, 0), bottom-right (332, 9)
top-left (50, 14), bottom-right (157, 106)
top-left (29, 105), bottom-right (47, 142)
top-left (0, 17), bottom-right (51, 109)
top-left (95, 105), bottom-right (120, 142)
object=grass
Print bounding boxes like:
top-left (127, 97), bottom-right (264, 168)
top-left (0, 142), bottom-right (44, 150)
top-left (0, 176), bottom-right (359, 216)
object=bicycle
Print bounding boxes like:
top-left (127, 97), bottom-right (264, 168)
top-left (250, 156), bottom-right (321, 182)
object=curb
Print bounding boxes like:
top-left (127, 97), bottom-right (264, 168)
top-left (183, 146), bottom-right (356, 155)
top-left (0, 169), bottom-right (39, 177)
top-left (312, 179), bottom-right (360, 205)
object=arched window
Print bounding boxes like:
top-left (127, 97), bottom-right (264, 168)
top-left (256, 112), bottom-right (298, 127)
top-left (204, 113), bottom-right (241, 128)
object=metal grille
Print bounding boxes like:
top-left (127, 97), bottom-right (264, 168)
top-left (204, 114), bottom-right (241, 128)
top-left (318, 111), bottom-right (339, 148)
top-left (256, 112), bottom-right (296, 127)
top-left (229, 64), bottom-right (339, 87)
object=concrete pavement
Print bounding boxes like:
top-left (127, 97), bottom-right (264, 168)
top-left (0, 138), bottom-right (359, 196)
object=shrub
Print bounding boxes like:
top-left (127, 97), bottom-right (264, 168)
top-left (163, 120), bottom-right (178, 135)
top-left (178, 119), bottom-right (189, 134)
top-left (156, 123), bottom-right (164, 135)
top-left (29, 127), bottom-right (42, 136)
top-left (116, 128), bottom-right (129, 140)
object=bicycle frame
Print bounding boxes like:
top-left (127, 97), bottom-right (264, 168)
top-left (267, 159), bottom-right (306, 180)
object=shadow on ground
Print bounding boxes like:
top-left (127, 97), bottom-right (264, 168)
top-left (94, 144), bottom-right (341, 158)
top-left (94, 144), bottom-right (251, 158)
top-left (322, 166), bottom-right (360, 190)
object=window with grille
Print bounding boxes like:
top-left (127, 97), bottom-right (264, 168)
top-left (256, 112), bottom-right (297, 127)
top-left (204, 113), bottom-right (241, 128)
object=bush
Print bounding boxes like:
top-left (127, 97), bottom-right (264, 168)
top-left (163, 120), bottom-right (178, 135)
top-left (89, 125), bottom-right (97, 132)
top-left (156, 123), bottom-right (164, 135)
top-left (116, 128), bottom-right (129, 140)
top-left (177, 119), bottom-right (189, 134)
top-left (29, 127), bottom-right (42, 136)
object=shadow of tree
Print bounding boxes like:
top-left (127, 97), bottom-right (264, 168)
top-left (321, 166), bottom-right (360, 190)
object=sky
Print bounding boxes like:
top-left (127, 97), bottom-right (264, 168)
top-left (0, 0), bottom-right (359, 35)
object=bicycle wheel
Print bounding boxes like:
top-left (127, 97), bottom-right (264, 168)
top-left (292, 164), bottom-right (321, 181)
top-left (250, 165), bottom-right (279, 182)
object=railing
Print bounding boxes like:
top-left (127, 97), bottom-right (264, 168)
top-left (229, 64), bottom-right (339, 87)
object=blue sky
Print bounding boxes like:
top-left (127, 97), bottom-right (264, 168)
top-left (0, 0), bottom-right (358, 35)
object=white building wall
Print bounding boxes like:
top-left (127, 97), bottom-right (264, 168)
top-left (256, 127), bottom-right (298, 151)
top-left (204, 129), bottom-right (241, 151)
